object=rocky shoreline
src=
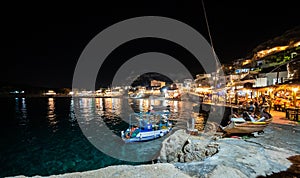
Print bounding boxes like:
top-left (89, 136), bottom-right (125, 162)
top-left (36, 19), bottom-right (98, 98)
top-left (13, 122), bottom-right (300, 178)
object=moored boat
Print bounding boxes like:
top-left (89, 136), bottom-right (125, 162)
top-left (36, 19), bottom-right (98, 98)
top-left (220, 110), bottom-right (272, 135)
top-left (121, 111), bottom-right (172, 143)
top-left (221, 119), bottom-right (272, 135)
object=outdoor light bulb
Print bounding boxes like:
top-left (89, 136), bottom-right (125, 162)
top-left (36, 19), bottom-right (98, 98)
top-left (292, 88), bottom-right (298, 92)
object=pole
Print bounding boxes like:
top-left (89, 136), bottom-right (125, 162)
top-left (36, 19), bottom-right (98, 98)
top-left (276, 68), bottom-right (280, 84)
top-left (202, 0), bottom-right (218, 105)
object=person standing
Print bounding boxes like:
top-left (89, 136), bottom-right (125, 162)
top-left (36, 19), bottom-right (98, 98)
top-left (261, 94), bottom-right (266, 104)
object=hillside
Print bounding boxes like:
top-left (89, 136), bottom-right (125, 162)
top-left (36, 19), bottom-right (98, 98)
top-left (247, 25), bottom-right (300, 58)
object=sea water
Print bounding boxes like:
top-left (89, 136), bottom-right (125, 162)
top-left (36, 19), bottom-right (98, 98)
top-left (0, 97), bottom-right (233, 177)
top-left (0, 97), bottom-right (195, 177)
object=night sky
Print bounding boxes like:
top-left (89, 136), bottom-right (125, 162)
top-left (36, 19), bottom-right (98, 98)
top-left (2, 1), bottom-right (299, 88)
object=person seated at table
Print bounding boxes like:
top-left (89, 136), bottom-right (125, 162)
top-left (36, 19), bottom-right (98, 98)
top-left (248, 101), bottom-right (256, 112)
top-left (240, 101), bottom-right (248, 110)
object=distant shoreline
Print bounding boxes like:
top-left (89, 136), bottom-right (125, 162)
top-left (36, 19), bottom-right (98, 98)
top-left (0, 94), bottom-right (127, 98)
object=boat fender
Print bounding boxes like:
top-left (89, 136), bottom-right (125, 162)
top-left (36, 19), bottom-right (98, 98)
top-left (126, 132), bottom-right (130, 139)
top-left (160, 132), bottom-right (164, 137)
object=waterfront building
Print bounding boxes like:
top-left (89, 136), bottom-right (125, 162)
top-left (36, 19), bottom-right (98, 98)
top-left (44, 90), bottom-right (56, 96)
top-left (183, 79), bottom-right (193, 91)
top-left (150, 80), bottom-right (166, 89)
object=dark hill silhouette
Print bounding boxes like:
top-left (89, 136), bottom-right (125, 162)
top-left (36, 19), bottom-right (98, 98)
top-left (246, 25), bottom-right (300, 58)
top-left (131, 72), bottom-right (173, 87)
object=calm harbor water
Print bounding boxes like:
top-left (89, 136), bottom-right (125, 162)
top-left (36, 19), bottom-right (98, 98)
top-left (0, 97), bottom-right (200, 177)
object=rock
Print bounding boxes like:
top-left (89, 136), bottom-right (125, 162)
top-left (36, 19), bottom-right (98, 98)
top-left (205, 147), bottom-right (218, 156)
top-left (158, 129), bottom-right (220, 163)
top-left (158, 129), bottom-right (190, 163)
top-left (175, 138), bottom-right (295, 178)
top-left (12, 163), bottom-right (191, 178)
top-left (203, 122), bottom-right (220, 135)
top-left (208, 165), bottom-right (248, 178)
top-left (184, 151), bottom-right (206, 162)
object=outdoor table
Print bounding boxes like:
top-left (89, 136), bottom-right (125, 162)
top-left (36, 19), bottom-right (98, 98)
top-left (273, 104), bottom-right (282, 111)
top-left (285, 107), bottom-right (300, 121)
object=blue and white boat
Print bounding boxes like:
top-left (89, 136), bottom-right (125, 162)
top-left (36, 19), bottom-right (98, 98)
top-left (121, 111), bottom-right (172, 143)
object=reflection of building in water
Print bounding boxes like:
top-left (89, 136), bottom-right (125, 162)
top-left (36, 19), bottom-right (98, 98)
top-left (80, 98), bottom-right (93, 115)
top-left (48, 98), bottom-right (55, 117)
top-left (139, 99), bottom-right (149, 112)
top-left (78, 98), bottom-right (97, 121)
top-left (21, 98), bottom-right (27, 119)
top-left (162, 100), bottom-right (169, 107)
top-left (95, 98), bottom-right (122, 115)
top-left (95, 98), bottom-right (105, 115)
top-left (150, 99), bottom-right (162, 106)
top-left (104, 98), bottom-right (112, 109)
top-left (95, 98), bottom-right (103, 110)
top-left (47, 98), bottom-right (57, 128)
top-left (69, 98), bottom-right (76, 122)
top-left (167, 100), bottom-right (181, 113)
top-left (111, 98), bottom-right (120, 109)
top-left (111, 98), bottom-right (122, 115)
top-left (15, 98), bottom-right (28, 125)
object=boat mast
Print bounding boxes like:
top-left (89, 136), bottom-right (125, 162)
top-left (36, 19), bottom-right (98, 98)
top-left (202, 0), bottom-right (231, 115)
top-left (201, 0), bottom-right (217, 62)
top-left (201, 0), bottom-right (219, 105)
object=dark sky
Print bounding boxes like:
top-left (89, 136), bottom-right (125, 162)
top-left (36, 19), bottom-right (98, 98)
top-left (2, 1), bottom-right (299, 88)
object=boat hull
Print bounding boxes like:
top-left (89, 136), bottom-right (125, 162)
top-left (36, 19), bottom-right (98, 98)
top-left (222, 119), bottom-right (272, 135)
top-left (122, 128), bottom-right (171, 143)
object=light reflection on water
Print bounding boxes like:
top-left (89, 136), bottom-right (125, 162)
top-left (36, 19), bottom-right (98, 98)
top-left (72, 97), bottom-right (193, 162)
top-left (0, 97), bottom-right (214, 177)
top-left (16, 98), bottom-right (28, 126)
top-left (47, 98), bottom-right (58, 130)
top-left (72, 97), bottom-right (194, 140)
top-left (15, 97), bottom-right (200, 140)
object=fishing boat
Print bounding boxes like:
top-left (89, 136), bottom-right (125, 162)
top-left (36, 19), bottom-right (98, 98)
top-left (220, 110), bottom-right (272, 135)
top-left (121, 111), bottom-right (172, 143)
